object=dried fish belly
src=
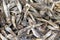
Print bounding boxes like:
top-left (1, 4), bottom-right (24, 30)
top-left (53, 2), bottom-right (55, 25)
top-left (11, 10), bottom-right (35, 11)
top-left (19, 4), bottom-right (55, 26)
top-left (0, 0), bottom-right (60, 40)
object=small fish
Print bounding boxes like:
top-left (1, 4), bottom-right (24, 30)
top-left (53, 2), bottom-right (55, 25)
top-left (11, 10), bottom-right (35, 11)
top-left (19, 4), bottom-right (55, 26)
top-left (7, 2), bottom-right (16, 9)
top-left (30, 0), bottom-right (33, 3)
top-left (11, 15), bottom-right (17, 29)
top-left (47, 25), bottom-right (59, 30)
top-left (28, 17), bottom-right (34, 25)
top-left (21, 4), bottom-right (31, 26)
top-left (16, 14), bottom-right (21, 24)
top-left (2, 0), bottom-right (10, 23)
top-left (5, 25), bottom-right (16, 36)
top-left (50, 3), bottom-right (55, 11)
top-left (35, 0), bottom-right (43, 4)
top-left (43, 30), bottom-right (52, 39)
top-left (27, 29), bottom-right (31, 34)
top-left (36, 38), bottom-right (43, 40)
top-left (11, 11), bottom-right (20, 15)
top-left (54, 1), bottom-right (60, 12)
top-left (0, 33), bottom-right (7, 40)
top-left (37, 18), bottom-right (59, 29)
top-left (30, 5), bottom-right (40, 17)
top-left (36, 26), bottom-right (45, 32)
top-left (12, 7), bottom-right (18, 11)
top-left (48, 32), bottom-right (57, 40)
top-left (1, 30), bottom-right (7, 37)
top-left (28, 11), bottom-right (36, 22)
top-left (22, 19), bottom-right (28, 26)
top-left (40, 11), bottom-right (46, 16)
top-left (15, 0), bottom-right (22, 13)
top-left (18, 23), bottom-right (43, 35)
top-left (23, 3), bottom-right (30, 19)
top-left (11, 36), bottom-right (19, 40)
top-left (31, 28), bottom-right (40, 38)
top-left (7, 34), bottom-right (14, 39)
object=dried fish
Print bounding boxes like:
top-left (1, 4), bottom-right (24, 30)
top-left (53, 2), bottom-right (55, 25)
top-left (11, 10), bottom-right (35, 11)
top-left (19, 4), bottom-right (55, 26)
top-left (7, 2), bottom-right (16, 9)
top-left (35, 0), bottom-right (43, 4)
top-left (0, 0), bottom-right (60, 40)
top-left (2, 0), bottom-right (10, 23)
top-left (21, 4), bottom-right (31, 26)
top-left (37, 18), bottom-right (59, 29)
top-left (36, 26), bottom-right (45, 32)
top-left (11, 11), bottom-right (20, 15)
top-left (23, 3), bottom-right (30, 19)
top-left (30, 0), bottom-right (33, 3)
top-left (28, 17), bottom-right (35, 25)
top-left (15, 0), bottom-right (22, 13)
top-left (29, 5), bottom-right (40, 17)
top-left (48, 32), bottom-right (57, 40)
top-left (21, 19), bottom-right (28, 26)
top-left (43, 30), bottom-right (52, 39)
top-left (47, 25), bottom-right (59, 30)
top-left (11, 36), bottom-right (19, 40)
top-left (1, 30), bottom-right (7, 37)
top-left (50, 2), bottom-right (55, 11)
top-left (5, 25), bottom-right (16, 36)
top-left (11, 14), bottom-right (17, 29)
top-left (18, 23), bottom-right (43, 35)
top-left (40, 10), bottom-right (46, 16)
top-left (28, 11), bottom-right (36, 22)
top-left (16, 14), bottom-right (21, 24)
top-left (35, 38), bottom-right (44, 40)
top-left (7, 34), bottom-right (14, 39)
top-left (31, 28), bottom-right (40, 38)
top-left (19, 0), bottom-right (26, 5)
top-left (11, 7), bottom-right (18, 11)
top-left (0, 33), bottom-right (7, 40)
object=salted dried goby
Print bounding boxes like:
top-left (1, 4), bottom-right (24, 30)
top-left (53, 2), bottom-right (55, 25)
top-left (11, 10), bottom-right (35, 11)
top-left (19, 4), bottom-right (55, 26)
top-left (0, 33), bottom-right (7, 40)
top-left (5, 25), bottom-right (16, 36)
top-left (15, 0), bottom-right (22, 13)
top-left (34, 38), bottom-right (44, 40)
top-left (35, 0), bottom-right (44, 4)
top-left (21, 4), bottom-right (31, 26)
top-left (23, 3), bottom-right (30, 19)
top-left (1, 30), bottom-right (7, 37)
top-left (7, 34), bottom-right (14, 39)
top-left (11, 7), bottom-right (18, 11)
top-left (28, 11), bottom-right (36, 22)
top-left (2, 0), bottom-right (10, 23)
top-left (7, 2), bottom-right (16, 9)
top-left (29, 5), bottom-right (40, 17)
top-left (16, 14), bottom-right (21, 24)
top-left (48, 32), bottom-right (57, 40)
top-left (37, 18), bottom-right (59, 29)
top-left (11, 11), bottom-right (21, 25)
top-left (30, 0), bottom-right (33, 3)
top-left (47, 25), bottom-right (59, 30)
top-left (28, 17), bottom-right (35, 25)
top-left (11, 15), bottom-right (17, 29)
top-left (18, 23), bottom-right (43, 35)
top-left (43, 30), bottom-right (52, 39)
top-left (31, 28), bottom-right (40, 38)
top-left (11, 11), bottom-right (20, 15)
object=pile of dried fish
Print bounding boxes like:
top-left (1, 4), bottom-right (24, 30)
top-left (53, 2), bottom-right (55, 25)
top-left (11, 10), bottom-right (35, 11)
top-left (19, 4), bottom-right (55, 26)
top-left (0, 0), bottom-right (60, 40)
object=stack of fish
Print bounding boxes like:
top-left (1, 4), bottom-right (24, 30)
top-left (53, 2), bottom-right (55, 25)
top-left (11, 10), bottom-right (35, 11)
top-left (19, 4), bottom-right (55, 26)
top-left (0, 0), bottom-right (60, 40)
